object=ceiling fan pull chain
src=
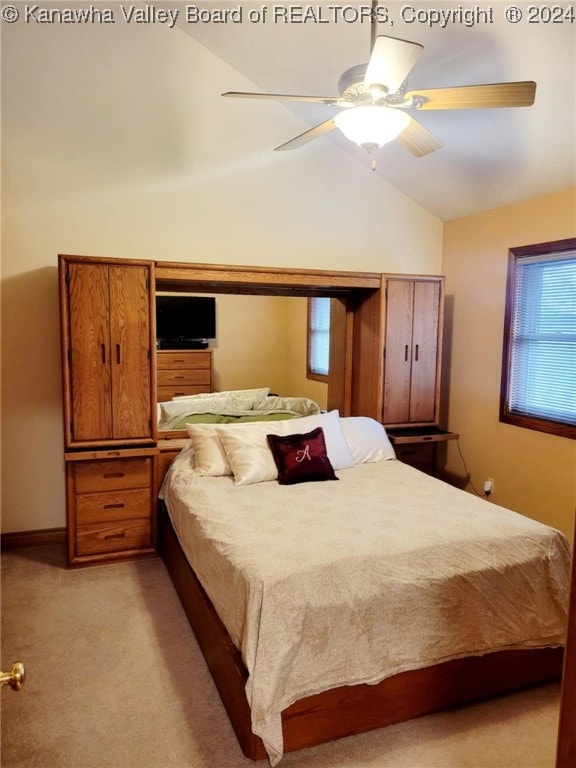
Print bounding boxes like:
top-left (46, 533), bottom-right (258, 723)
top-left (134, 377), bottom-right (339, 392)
top-left (371, 155), bottom-right (377, 171)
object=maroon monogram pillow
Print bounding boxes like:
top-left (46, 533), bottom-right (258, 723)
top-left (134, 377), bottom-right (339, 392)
top-left (266, 427), bottom-right (338, 485)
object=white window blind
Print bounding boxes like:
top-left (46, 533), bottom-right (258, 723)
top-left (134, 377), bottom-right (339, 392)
top-left (308, 297), bottom-right (330, 377)
top-left (508, 251), bottom-right (576, 426)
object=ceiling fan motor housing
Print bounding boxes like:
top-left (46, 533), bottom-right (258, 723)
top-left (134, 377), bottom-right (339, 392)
top-left (338, 64), bottom-right (374, 104)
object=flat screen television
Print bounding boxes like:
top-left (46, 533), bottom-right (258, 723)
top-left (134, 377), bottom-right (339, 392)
top-left (156, 295), bottom-right (216, 349)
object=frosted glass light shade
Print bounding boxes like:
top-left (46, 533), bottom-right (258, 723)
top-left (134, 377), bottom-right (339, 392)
top-left (334, 106), bottom-right (410, 150)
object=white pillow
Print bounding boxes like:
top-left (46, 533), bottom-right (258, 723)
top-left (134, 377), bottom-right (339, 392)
top-left (185, 423), bottom-right (232, 476)
top-left (283, 411), bottom-right (355, 470)
top-left (172, 387), bottom-right (270, 402)
top-left (340, 417), bottom-right (396, 464)
top-left (216, 410), bottom-right (355, 486)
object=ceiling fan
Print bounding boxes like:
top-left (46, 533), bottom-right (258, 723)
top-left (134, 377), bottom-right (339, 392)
top-left (222, 9), bottom-right (536, 162)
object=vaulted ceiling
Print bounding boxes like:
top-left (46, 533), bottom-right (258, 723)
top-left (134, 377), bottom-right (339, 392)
top-left (182, 2), bottom-right (575, 220)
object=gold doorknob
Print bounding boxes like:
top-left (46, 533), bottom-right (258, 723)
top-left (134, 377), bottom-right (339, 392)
top-left (1, 662), bottom-right (26, 691)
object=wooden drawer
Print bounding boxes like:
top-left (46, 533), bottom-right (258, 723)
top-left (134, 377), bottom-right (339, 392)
top-left (157, 385), bottom-right (211, 400)
top-left (157, 369), bottom-right (211, 387)
top-left (76, 519), bottom-right (151, 556)
top-left (74, 458), bottom-right (151, 493)
top-left (394, 443), bottom-right (435, 474)
top-left (157, 351), bottom-right (212, 369)
top-left (76, 488), bottom-right (151, 525)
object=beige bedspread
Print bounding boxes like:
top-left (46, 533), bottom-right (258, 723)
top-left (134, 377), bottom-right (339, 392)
top-left (162, 450), bottom-right (571, 765)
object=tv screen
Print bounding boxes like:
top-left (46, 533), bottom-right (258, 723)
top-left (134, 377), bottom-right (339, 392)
top-left (156, 296), bottom-right (216, 341)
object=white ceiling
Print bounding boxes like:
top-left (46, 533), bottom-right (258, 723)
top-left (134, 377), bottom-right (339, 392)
top-left (181, 2), bottom-right (575, 220)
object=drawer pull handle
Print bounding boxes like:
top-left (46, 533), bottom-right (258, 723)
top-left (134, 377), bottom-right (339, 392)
top-left (116, 344), bottom-right (121, 364)
top-left (101, 344), bottom-right (106, 364)
top-left (174, 375), bottom-right (185, 380)
top-left (423, 436), bottom-right (432, 441)
top-left (103, 472), bottom-right (124, 479)
top-left (174, 359), bottom-right (185, 364)
top-left (105, 452), bottom-right (121, 457)
top-left (104, 532), bottom-right (126, 540)
top-left (103, 503), bottom-right (125, 510)
top-left (415, 344), bottom-right (419, 362)
top-left (404, 345), bottom-right (409, 362)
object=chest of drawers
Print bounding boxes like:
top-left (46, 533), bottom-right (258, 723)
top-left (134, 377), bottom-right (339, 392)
top-left (156, 350), bottom-right (213, 401)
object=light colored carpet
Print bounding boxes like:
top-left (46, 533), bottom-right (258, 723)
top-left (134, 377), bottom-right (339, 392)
top-left (1, 545), bottom-right (561, 768)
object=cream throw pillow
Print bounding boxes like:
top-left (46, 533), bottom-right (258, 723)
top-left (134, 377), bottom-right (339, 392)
top-left (185, 423), bottom-right (232, 476)
top-left (215, 422), bottom-right (288, 485)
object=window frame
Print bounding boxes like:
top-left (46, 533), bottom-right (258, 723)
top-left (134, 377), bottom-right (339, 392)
top-left (307, 297), bottom-right (330, 382)
top-left (499, 237), bottom-right (576, 440)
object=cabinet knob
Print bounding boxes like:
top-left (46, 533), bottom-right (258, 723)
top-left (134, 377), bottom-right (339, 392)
top-left (1, 662), bottom-right (25, 691)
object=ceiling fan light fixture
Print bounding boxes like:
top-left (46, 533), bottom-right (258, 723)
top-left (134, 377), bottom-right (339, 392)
top-left (333, 106), bottom-right (410, 150)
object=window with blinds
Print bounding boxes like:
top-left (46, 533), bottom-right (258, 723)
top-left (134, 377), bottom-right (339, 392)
top-left (307, 297), bottom-right (330, 380)
top-left (500, 238), bottom-right (576, 439)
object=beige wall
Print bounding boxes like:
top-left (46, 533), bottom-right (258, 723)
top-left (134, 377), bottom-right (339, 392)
top-left (442, 189), bottom-right (576, 540)
top-left (1, 20), bottom-right (441, 533)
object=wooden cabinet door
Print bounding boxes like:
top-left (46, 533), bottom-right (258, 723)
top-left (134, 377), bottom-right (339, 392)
top-left (382, 278), bottom-right (441, 426)
top-left (68, 263), bottom-right (113, 442)
top-left (62, 256), bottom-right (154, 447)
top-left (383, 280), bottom-right (414, 424)
top-left (409, 280), bottom-right (440, 423)
top-left (109, 266), bottom-right (152, 439)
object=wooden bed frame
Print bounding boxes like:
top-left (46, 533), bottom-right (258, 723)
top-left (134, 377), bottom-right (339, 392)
top-left (158, 505), bottom-right (564, 761)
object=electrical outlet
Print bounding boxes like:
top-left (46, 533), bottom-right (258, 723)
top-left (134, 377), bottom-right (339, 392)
top-left (483, 478), bottom-right (494, 495)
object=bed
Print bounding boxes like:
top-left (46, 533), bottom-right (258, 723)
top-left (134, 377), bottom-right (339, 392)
top-left (158, 408), bottom-right (570, 765)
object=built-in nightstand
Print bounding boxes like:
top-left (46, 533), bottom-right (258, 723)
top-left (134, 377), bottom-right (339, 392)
top-left (386, 427), bottom-right (459, 477)
top-left (64, 448), bottom-right (158, 567)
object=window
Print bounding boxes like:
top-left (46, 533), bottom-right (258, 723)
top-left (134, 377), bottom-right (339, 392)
top-left (500, 238), bottom-right (576, 439)
top-left (307, 297), bottom-right (330, 381)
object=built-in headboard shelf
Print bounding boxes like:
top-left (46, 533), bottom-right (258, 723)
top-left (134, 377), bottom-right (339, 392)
top-left (154, 261), bottom-right (385, 416)
top-left (155, 261), bottom-right (382, 297)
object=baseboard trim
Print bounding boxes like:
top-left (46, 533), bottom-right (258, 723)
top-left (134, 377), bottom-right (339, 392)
top-left (1, 528), bottom-right (66, 550)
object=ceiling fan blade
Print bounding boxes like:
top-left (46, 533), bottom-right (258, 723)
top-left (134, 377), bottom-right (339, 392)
top-left (364, 35), bottom-right (424, 95)
top-left (406, 81), bottom-right (537, 110)
top-left (275, 119), bottom-right (336, 151)
top-left (222, 91), bottom-right (339, 105)
top-left (396, 116), bottom-right (443, 157)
